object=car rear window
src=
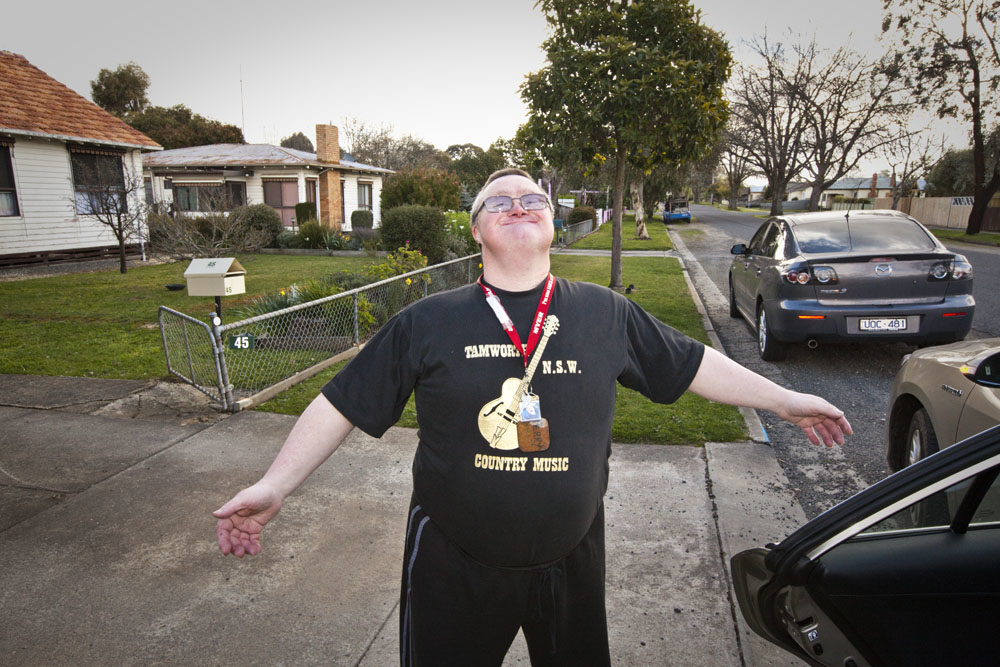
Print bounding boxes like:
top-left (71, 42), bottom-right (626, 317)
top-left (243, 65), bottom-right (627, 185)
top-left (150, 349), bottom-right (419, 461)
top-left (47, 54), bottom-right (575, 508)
top-left (793, 219), bottom-right (935, 253)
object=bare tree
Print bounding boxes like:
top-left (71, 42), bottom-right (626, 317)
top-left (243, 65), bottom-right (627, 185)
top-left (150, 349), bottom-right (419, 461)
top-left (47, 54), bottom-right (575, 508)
top-left (70, 154), bottom-right (147, 274)
top-left (721, 119), bottom-right (758, 210)
top-left (729, 36), bottom-right (812, 215)
top-left (882, 130), bottom-right (946, 210)
top-left (341, 117), bottom-right (448, 171)
top-left (797, 44), bottom-right (910, 211)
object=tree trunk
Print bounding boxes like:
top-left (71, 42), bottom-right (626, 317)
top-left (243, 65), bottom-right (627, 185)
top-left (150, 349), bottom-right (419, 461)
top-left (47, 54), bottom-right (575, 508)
top-left (117, 233), bottom-right (128, 274)
top-left (807, 185), bottom-right (823, 212)
top-left (610, 143), bottom-right (626, 291)
top-left (769, 182), bottom-right (786, 216)
top-left (630, 179), bottom-right (649, 240)
top-left (968, 172), bottom-right (1000, 235)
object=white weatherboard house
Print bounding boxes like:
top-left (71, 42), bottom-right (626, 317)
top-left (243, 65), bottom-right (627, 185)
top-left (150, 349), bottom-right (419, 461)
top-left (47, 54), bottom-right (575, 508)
top-left (0, 51), bottom-right (162, 267)
top-left (143, 124), bottom-right (392, 229)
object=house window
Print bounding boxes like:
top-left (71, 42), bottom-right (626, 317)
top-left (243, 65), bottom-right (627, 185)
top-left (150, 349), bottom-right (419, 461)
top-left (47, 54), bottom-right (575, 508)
top-left (306, 178), bottom-right (317, 203)
top-left (144, 178), bottom-right (153, 206)
top-left (0, 144), bottom-right (18, 217)
top-left (70, 150), bottom-right (125, 215)
top-left (358, 181), bottom-right (373, 211)
top-left (263, 178), bottom-right (299, 226)
top-left (175, 182), bottom-right (246, 212)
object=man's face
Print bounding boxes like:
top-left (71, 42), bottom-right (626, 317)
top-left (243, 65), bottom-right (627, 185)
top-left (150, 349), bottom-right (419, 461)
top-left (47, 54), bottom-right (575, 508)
top-left (472, 175), bottom-right (554, 256)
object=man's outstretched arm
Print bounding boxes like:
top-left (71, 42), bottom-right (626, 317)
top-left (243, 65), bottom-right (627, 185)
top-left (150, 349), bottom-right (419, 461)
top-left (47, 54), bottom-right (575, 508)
top-left (213, 394), bottom-right (355, 557)
top-left (687, 346), bottom-right (852, 447)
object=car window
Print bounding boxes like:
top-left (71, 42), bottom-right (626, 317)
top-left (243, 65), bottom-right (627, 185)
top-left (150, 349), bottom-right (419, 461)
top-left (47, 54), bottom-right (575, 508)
top-left (857, 465), bottom-right (1000, 535)
top-left (760, 223), bottom-right (781, 258)
top-left (793, 219), bottom-right (936, 254)
top-left (747, 222), bottom-right (770, 254)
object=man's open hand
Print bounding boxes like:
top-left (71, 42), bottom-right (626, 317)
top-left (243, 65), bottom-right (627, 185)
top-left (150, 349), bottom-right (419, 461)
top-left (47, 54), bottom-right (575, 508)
top-left (213, 483), bottom-right (284, 557)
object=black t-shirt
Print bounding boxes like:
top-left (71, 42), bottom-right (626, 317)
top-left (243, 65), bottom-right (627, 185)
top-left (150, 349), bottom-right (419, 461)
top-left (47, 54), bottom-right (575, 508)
top-left (322, 276), bottom-right (704, 567)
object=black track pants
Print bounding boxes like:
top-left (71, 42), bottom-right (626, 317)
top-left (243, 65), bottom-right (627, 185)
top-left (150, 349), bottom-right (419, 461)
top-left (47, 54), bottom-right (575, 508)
top-left (399, 503), bottom-right (611, 667)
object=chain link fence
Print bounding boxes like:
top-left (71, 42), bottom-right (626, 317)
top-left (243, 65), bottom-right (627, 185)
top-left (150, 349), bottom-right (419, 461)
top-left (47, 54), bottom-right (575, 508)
top-left (159, 254), bottom-right (482, 411)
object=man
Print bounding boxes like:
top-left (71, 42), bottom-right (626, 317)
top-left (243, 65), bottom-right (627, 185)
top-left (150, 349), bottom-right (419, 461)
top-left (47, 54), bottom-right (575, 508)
top-left (215, 168), bottom-right (851, 666)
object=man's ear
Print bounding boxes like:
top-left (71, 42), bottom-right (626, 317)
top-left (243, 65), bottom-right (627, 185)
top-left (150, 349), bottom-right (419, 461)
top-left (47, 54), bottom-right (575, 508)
top-left (471, 223), bottom-right (481, 245)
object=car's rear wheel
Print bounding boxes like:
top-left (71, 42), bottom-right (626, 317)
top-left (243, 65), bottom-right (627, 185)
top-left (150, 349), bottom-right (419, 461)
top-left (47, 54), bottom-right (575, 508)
top-left (729, 281), bottom-right (740, 318)
top-left (757, 305), bottom-right (786, 361)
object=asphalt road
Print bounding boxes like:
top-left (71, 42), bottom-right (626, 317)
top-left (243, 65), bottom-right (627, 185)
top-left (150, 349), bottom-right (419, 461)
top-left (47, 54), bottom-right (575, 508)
top-left (678, 204), bottom-right (999, 518)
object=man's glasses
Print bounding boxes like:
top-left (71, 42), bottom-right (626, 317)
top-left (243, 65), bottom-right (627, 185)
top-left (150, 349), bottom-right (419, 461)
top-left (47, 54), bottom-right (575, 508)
top-left (476, 193), bottom-right (551, 219)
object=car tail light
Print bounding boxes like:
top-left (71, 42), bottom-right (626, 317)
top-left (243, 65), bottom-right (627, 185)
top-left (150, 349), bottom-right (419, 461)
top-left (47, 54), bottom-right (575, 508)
top-left (782, 266), bottom-right (838, 285)
top-left (929, 257), bottom-right (973, 281)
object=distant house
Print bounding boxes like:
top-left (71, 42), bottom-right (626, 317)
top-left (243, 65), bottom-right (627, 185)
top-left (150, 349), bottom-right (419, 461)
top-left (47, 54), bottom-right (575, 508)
top-left (0, 51), bottom-right (161, 267)
top-left (785, 182), bottom-right (813, 202)
top-left (818, 174), bottom-right (895, 208)
top-left (143, 124), bottom-right (392, 229)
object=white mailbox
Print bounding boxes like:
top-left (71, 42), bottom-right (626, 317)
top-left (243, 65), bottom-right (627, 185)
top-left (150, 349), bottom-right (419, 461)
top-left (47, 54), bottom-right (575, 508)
top-left (183, 258), bottom-right (246, 297)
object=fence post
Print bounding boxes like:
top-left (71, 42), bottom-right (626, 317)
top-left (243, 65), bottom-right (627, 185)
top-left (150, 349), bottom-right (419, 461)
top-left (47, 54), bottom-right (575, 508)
top-left (352, 293), bottom-right (360, 345)
top-left (211, 315), bottom-right (236, 411)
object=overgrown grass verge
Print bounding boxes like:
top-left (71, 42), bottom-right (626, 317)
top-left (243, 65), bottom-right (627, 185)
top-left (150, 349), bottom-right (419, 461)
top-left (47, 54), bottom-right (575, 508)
top-left (257, 255), bottom-right (746, 446)
top-left (566, 213), bottom-right (674, 251)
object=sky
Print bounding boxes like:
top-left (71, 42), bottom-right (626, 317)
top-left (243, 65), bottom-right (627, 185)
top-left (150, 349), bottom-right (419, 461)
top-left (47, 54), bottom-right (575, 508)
top-left (5, 0), bottom-right (965, 173)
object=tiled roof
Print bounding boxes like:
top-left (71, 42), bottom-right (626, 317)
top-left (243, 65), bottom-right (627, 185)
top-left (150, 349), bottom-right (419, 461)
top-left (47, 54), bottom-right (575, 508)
top-left (0, 51), bottom-right (160, 150)
top-left (144, 143), bottom-right (392, 174)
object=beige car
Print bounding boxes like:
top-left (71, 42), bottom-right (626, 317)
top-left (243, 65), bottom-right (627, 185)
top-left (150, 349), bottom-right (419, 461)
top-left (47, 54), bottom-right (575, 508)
top-left (886, 338), bottom-right (1000, 471)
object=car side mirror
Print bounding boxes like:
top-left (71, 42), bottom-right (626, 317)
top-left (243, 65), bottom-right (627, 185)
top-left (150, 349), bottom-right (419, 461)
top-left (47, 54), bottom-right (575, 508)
top-left (731, 244), bottom-right (748, 256)
top-left (966, 354), bottom-right (1000, 387)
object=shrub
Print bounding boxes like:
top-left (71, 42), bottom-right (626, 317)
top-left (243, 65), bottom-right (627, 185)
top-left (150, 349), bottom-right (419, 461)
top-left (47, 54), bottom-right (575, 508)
top-left (351, 227), bottom-right (379, 252)
top-left (567, 206), bottom-right (597, 226)
top-left (146, 211), bottom-right (270, 258)
top-left (230, 204), bottom-right (284, 247)
top-left (444, 210), bottom-right (478, 256)
top-left (276, 230), bottom-right (299, 249)
top-left (380, 205), bottom-right (448, 263)
top-left (296, 220), bottom-right (328, 249)
top-left (351, 209), bottom-right (374, 229)
top-left (380, 167), bottom-right (461, 211)
top-left (295, 202), bottom-right (317, 224)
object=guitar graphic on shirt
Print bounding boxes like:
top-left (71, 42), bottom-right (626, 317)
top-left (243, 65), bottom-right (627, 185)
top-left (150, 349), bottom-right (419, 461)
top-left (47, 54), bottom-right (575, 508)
top-left (477, 315), bottom-right (560, 450)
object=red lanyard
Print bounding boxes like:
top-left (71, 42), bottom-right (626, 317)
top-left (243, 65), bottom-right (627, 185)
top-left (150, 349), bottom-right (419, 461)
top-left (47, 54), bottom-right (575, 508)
top-left (478, 274), bottom-right (555, 367)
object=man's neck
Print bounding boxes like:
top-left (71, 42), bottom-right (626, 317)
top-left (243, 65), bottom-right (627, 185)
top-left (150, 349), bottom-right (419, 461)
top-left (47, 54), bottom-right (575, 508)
top-left (481, 251), bottom-right (551, 292)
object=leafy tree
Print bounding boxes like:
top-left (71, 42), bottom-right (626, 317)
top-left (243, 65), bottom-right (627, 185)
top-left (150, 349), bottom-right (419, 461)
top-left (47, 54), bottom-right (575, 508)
top-left (883, 0), bottom-right (1000, 233)
top-left (925, 148), bottom-right (976, 196)
top-left (380, 167), bottom-right (461, 211)
top-left (447, 143), bottom-right (507, 206)
top-left (280, 131), bottom-right (315, 152)
top-left (91, 62), bottom-right (150, 116)
top-left (522, 0), bottom-right (731, 289)
top-left (124, 105), bottom-right (245, 149)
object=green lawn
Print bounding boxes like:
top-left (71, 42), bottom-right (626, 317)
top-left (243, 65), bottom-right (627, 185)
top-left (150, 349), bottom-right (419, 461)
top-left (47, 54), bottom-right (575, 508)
top-left (930, 227), bottom-right (1000, 247)
top-left (566, 213), bottom-right (674, 251)
top-left (0, 254), bottom-right (377, 378)
top-left (258, 255), bottom-right (746, 446)
top-left (2, 252), bottom-right (746, 445)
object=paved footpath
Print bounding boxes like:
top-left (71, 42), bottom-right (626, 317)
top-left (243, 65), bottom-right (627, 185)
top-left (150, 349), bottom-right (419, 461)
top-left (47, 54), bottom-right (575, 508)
top-left (0, 247), bottom-right (808, 666)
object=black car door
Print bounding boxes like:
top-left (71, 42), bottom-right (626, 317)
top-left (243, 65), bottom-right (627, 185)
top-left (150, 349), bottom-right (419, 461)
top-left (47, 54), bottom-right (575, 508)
top-left (732, 425), bottom-right (1000, 667)
top-left (733, 220), bottom-right (779, 314)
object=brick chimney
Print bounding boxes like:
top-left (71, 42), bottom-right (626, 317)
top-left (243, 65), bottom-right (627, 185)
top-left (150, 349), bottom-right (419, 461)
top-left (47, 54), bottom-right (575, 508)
top-left (315, 124), bottom-right (343, 229)
top-left (869, 173), bottom-right (878, 199)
